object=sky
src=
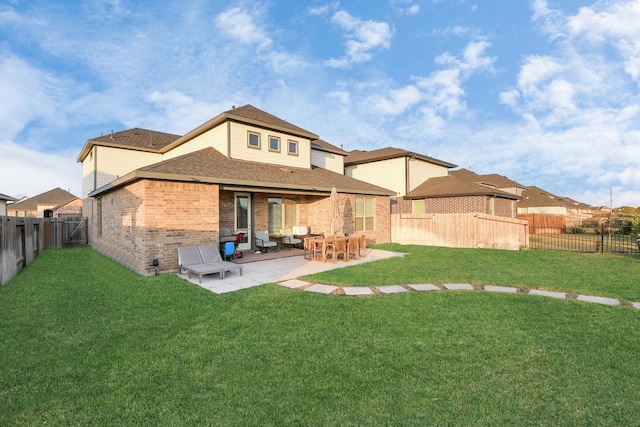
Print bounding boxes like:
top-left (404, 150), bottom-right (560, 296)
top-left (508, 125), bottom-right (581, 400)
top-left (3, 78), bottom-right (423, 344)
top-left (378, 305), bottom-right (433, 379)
top-left (1, 0), bottom-right (639, 207)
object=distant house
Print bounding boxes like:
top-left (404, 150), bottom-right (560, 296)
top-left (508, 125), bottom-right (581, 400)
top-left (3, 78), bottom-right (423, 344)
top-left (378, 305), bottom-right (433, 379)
top-left (344, 147), bottom-right (457, 214)
top-left (404, 175), bottom-right (521, 218)
top-left (7, 188), bottom-right (80, 218)
top-left (0, 193), bottom-right (17, 216)
top-left (518, 186), bottom-right (595, 224)
top-left (450, 168), bottom-right (528, 197)
top-left (77, 105), bottom-right (394, 275)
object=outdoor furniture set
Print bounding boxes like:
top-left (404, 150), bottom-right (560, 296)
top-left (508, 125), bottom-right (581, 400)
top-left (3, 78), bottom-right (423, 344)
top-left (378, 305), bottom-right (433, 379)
top-left (304, 235), bottom-right (367, 263)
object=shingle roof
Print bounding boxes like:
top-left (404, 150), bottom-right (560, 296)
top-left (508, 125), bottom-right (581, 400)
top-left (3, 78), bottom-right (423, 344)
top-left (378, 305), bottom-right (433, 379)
top-left (450, 168), bottom-right (527, 190)
top-left (0, 193), bottom-right (17, 202)
top-left (404, 176), bottom-right (520, 200)
top-left (91, 148), bottom-right (395, 197)
top-left (519, 186), bottom-right (572, 208)
top-left (344, 147), bottom-right (456, 168)
top-left (224, 105), bottom-right (316, 137)
top-left (311, 139), bottom-right (349, 156)
top-left (77, 128), bottom-right (181, 161)
top-left (8, 188), bottom-right (78, 210)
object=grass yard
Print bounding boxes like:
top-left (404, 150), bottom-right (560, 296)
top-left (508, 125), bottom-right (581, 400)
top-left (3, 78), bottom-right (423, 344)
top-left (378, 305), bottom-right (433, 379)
top-left (306, 243), bottom-right (640, 302)
top-left (1, 245), bottom-right (640, 426)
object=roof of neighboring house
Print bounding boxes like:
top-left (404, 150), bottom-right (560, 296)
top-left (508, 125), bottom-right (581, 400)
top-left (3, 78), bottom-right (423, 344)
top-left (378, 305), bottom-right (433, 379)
top-left (90, 148), bottom-right (395, 197)
top-left (311, 139), bottom-right (349, 156)
top-left (450, 168), bottom-right (527, 190)
top-left (77, 105), bottom-right (319, 162)
top-left (8, 188), bottom-right (78, 210)
top-left (0, 193), bottom-right (17, 202)
top-left (404, 175), bottom-right (521, 200)
top-left (344, 147), bottom-right (457, 168)
top-left (519, 186), bottom-right (569, 208)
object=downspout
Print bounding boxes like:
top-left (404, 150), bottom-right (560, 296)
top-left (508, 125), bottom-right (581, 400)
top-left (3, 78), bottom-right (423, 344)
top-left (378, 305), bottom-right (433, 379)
top-left (227, 121), bottom-right (231, 157)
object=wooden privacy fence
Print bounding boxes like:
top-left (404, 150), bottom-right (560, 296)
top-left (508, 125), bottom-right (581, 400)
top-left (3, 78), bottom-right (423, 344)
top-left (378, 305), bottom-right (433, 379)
top-left (0, 216), bottom-right (43, 285)
top-left (0, 216), bottom-right (87, 285)
top-left (391, 213), bottom-right (529, 250)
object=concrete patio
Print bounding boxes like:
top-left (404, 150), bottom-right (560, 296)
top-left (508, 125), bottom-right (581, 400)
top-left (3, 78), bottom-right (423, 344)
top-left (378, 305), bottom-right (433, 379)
top-left (177, 248), bottom-right (405, 294)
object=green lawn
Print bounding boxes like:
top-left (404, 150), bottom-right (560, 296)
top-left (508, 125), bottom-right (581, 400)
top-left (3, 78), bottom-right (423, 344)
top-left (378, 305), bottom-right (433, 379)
top-left (1, 245), bottom-right (639, 426)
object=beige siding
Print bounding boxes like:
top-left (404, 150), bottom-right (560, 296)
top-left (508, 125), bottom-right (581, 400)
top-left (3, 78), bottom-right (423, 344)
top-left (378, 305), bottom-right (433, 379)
top-left (311, 150), bottom-right (344, 174)
top-left (164, 125), bottom-right (228, 160)
top-left (345, 157), bottom-right (406, 196)
top-left (408, 159), bottom-right (449, 193)
top-left (84, 147), bottom-right (162, 197)
top-left (228, 122), bottom-right (311, 168)
top-left (81, 155), bottom-right (96, 198)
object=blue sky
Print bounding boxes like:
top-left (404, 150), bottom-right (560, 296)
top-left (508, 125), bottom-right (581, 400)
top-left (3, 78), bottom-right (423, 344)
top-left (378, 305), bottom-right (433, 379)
top-left (1, 0), bottom-right (639, 207)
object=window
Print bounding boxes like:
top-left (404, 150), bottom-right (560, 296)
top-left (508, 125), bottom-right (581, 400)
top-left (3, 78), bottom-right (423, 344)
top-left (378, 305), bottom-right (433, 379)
top-left (248, 132), bottom-right (261, 149)
top-left (412, 200), bottom-right (425, 214)
top-left (355, 195), bottom-right (375, 232)
top-left (287, 140), bottom-right (298, 156)
top-left (268, 196), bottom-right (298, 234)
top-left (97, 198), bottom-right (103, 237)
top-left (269, 136), bottom-right (280, 152)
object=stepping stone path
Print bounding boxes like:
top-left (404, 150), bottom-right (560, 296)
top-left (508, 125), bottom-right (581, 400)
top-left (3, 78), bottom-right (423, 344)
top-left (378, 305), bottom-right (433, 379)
top-left (277, 279), bottom-right (640, 310)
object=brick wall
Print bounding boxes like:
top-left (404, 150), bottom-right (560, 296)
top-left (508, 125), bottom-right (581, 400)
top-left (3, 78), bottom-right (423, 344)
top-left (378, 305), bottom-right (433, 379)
top-left (86, 180), bottom-right (220, 275)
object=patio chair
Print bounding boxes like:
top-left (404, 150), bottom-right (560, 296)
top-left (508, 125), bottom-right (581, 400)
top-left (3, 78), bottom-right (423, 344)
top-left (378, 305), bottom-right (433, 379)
top-left (282, 234), bottom-right (302, 250)
top-left (198, 244), bottom-right (243, 278)
top-left (177, 246), bottom-right (226, 283)
top-left (254, 230), bottom-right (278, 253)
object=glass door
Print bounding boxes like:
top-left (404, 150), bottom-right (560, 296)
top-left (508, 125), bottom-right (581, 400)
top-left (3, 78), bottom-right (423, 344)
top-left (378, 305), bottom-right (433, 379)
top-left (234, 193), bottom-right (252, 251)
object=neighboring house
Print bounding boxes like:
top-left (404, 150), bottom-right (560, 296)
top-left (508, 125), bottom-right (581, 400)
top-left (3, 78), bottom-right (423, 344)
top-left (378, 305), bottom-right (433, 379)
top-left (518, 186), bottom-right (595, 224)
top-left (450, 168), bottom-right (528, 198)
top-left (78, 105), bottom-right (395, 276)
top-left (403, 175), bottom-right (521, 218)
top-left (0, 193), bottom-right (17, 216)
top-left (344, 147), bottom-right (457, 214)
top-left (7, 188), bottom-right (80, 218)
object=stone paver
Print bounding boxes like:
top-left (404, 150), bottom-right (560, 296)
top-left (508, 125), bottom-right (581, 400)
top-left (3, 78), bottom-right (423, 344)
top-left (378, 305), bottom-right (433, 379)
top-left (633, 302), bottom-right (640, 310)
top-left (528, 289), bottom-right (566, 299)
top-left (408, 284), bottom-right (441, 292)
top-left (484, 285), bottom-right (518, 293)
top-left (444, 283), bottom-right (474, 291)
top-left (376, 285), bottom-right (409, 294)
top-left (344, 287), bottom-right (375, 296)
top-left (576, 295), bottom-right (620, 306)
top-left (279, 279), bottom-right (309, 289)
top-left (305, 284), bottom-right (338, 294)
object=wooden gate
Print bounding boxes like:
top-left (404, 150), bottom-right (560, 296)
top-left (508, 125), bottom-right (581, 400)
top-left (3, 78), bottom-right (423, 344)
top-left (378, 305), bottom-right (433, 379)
top-left (43, 217), bottom-right (87, 248)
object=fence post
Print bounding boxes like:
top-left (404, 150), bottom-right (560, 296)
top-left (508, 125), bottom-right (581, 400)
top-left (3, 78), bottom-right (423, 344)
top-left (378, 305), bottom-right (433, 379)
top-left (600, 222), bottom-right (604, 253)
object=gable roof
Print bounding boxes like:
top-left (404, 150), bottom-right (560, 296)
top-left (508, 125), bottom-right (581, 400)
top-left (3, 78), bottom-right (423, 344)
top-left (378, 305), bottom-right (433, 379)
top-left (162, 104), bottom-right (319, 153)
top-left (90, 148), bottom-right (395, 197)
top-left (344, 147), bottom-right (456, 168)
top-left (76, 128), bottom-right (181, 162)
top-left (450, 168), bottom-right (527, 190)
top-left (0, 193), bottom-right (17, 202)
top-left (311, 139), bottom-right (349, 156)
top-left (77, 105), bottom-right (319, 162)
top-left (8, 188), bottom-right (78, 210)
top-left (404, 175), bottom-right (521, 200)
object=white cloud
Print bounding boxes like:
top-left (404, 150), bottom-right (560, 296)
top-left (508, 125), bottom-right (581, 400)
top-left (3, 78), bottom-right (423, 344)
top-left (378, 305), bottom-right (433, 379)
top-left (214, 6), bottom-right (272, 50)
top-left (0, 139), bottom-right (81, 199)
top-left (324, 11), bottom-right (393, 68)
top-left (308, 2), bottom-right (339, 16)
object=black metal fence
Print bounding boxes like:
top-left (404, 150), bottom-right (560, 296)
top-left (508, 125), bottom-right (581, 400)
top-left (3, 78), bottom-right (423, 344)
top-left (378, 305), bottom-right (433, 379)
top-left (529, 219), bottom-right (640, 255)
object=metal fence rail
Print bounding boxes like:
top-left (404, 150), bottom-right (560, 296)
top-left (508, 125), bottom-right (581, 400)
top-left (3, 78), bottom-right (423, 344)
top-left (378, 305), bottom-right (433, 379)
top-left (529, 221), bottom-right (640, 255)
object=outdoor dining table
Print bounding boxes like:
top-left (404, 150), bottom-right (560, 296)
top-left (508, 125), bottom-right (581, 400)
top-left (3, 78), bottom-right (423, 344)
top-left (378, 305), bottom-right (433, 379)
top-left (304, 235), bottom-right (366, 263)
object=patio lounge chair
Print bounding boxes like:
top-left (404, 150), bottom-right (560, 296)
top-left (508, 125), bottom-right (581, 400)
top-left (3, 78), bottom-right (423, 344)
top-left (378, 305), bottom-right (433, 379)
top-left (254, 230), bottom-right (278, 253)
top-left (177, 245), bottom-right (243, 283)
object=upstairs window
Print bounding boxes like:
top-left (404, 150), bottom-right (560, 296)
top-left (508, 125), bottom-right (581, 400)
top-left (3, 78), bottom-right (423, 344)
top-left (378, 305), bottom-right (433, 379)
top-left (288, 140), bottom-right (298, 156)
top-left (269, 136), bottom-right (281, 152)
top-left (248, 132), bottom-right (261, 149)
